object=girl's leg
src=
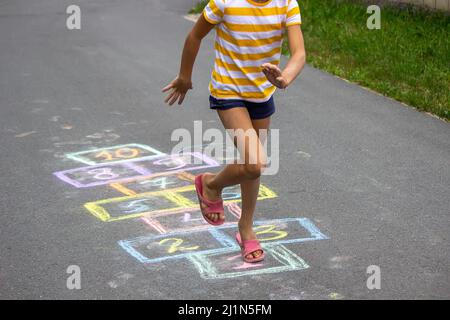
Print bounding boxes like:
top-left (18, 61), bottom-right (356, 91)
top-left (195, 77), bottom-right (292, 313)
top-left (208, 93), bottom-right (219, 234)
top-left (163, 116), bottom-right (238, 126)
top-left (238, 116), bottom-right (270, 259)
top-left (201, 107), bottom-right (267, 224)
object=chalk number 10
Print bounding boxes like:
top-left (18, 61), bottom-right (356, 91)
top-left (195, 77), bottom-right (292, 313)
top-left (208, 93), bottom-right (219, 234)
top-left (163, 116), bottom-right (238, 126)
top-left (95, 148), bottom-right (140, 162)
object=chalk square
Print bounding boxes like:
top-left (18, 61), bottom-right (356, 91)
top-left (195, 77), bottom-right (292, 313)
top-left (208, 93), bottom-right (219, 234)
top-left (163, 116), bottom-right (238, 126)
top-left (84, 183), bottom-right (276, 222)
top-left (84, 188), bottom-right (197, 222)
top-left (95, 194), bottom-right (183, 221)
top-left (148, 183), bottom-right (276, 207)
top-left (54, 152), bottom-right (219, 188)
top-left (110, 171), bottom-right (195, 195)
top-left (118, 228), bottom-right (237, 264)
top-left (141, 203), bottom-right (242, 234)
top-left (65, 143), bottom-right (165, 165)
top-left (53, 161), bottom-right (148, 188)
top-left (218, 217), bottom-right (330, 246)
top-left (130, 152), bottom-right (220, 176)
top-left (188, 244), bottom-right (309, 279)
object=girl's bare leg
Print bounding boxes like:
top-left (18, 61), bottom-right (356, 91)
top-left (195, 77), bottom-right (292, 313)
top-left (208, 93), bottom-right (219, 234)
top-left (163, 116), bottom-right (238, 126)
top-left (238, 117), bottom-right (270, 259)
top-left (201, 108), bottom-right (269, 259)
top-left (201, 107), bottom-right (265, 210)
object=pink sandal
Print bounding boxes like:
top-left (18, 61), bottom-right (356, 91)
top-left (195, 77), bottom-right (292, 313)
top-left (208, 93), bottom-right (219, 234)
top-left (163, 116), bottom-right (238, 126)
top-left (235, 232), bottom-right (265, 263)
top-left (194, 174), bottom-right (224, 226)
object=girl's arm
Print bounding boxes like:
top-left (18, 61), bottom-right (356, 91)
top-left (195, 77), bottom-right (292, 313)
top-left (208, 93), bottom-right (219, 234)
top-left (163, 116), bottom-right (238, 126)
top-left (262, 25), bottom-right (306, 89)
top-left (162, 15), bottom-right (216, 106)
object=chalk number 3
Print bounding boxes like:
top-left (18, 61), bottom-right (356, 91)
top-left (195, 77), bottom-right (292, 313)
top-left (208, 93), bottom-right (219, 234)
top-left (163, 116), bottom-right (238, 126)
top-left (254, 224), bottom-right (288, 241)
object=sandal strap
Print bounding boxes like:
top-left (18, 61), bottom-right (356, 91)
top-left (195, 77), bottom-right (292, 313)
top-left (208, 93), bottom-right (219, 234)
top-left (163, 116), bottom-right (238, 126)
top-left (242, 239), bottom-right (263, 256)
top-left (195, 174), bottom-right (225, 225)
top-left (196, 175), bottom-right (223, 207)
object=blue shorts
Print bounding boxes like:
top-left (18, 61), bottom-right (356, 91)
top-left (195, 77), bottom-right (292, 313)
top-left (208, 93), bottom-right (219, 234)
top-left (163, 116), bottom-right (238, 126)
top-left (209, 95), bottom-right (275, 120)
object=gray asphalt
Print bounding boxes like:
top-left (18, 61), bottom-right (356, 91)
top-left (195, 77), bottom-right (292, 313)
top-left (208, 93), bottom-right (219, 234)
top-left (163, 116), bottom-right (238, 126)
top-left (0, 0), bottom-right (449, 299)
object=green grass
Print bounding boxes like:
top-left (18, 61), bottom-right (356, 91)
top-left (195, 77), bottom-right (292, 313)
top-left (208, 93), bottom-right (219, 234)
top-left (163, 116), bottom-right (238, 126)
top-left (190, 0), bottom-right (450, 120)
top-left (189, 0), bottom-right (209, 14)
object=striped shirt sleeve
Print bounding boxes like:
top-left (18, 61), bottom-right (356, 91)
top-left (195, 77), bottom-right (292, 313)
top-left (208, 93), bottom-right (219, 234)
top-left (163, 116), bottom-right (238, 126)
top-left (203, 0), bottom-right (225, 25)
top-left (286, 0), bottom-right (301, 27)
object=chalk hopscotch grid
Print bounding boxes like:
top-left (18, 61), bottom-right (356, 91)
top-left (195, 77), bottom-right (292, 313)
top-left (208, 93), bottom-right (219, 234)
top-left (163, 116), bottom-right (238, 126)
top-left (53, 161), bottom-right (150, 188)
top-left (52, 143), bottom-right (330, 280)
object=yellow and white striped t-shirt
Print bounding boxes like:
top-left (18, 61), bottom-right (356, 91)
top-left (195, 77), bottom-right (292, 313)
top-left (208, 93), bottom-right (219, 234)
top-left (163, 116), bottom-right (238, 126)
top-left (203, 0), bottom-right (301, 102)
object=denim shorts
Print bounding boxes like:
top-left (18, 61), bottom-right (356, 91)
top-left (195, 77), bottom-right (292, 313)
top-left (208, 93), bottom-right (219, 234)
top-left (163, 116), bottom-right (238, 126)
top-left (209, 95), bottom-right (275, 120)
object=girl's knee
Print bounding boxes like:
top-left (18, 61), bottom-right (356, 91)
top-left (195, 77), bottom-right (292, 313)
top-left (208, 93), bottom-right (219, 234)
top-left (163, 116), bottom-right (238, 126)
top-left (243, 162), bottom-right (263, 179)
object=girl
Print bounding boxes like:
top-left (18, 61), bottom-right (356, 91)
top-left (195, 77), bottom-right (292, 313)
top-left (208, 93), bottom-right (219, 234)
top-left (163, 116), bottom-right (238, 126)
top-left (162, 0), bottom-right (306, 263)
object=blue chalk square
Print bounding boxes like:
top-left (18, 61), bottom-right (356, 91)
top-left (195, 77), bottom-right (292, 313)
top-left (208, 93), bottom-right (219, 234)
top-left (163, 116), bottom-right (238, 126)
top-left (188, 243), bottom-right (310, 279)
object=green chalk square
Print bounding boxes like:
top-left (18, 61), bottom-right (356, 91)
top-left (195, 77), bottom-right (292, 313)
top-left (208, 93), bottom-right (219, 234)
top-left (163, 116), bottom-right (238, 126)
top-left (188, 244), bottom-right (309, 280)
top-left (65, 143), bottom-right (165, 165)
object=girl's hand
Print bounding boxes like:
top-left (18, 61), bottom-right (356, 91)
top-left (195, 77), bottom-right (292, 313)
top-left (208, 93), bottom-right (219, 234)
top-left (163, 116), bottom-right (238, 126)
top-left (261, 63), bottom-right (288, 89)
top-left (162, 76), bottom-right (193, 106)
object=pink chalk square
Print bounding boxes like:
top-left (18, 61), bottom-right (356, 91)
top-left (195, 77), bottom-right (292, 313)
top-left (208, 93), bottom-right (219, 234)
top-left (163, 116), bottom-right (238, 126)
top-left (119, 228), bottom-right (234, 264)
top-left (141, 203), bottom-right (242, 234)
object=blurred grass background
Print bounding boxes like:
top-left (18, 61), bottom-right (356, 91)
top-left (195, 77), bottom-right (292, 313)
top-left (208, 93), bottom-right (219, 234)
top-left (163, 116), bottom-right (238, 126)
top-left (190, 0), bottom-right (450, 120)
